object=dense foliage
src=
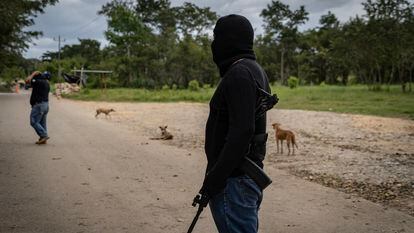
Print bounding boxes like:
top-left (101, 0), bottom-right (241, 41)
top-left (257, 0), bottom-right (414, 92)
top-left (1, 0), bottom-right (413, 92)
top-left (0, 0), bottom-right (58, 80)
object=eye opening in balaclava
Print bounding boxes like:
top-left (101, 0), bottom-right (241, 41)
top-left (211, 14), bottom-right (256, 77)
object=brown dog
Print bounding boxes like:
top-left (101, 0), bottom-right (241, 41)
top-left (95, 108), bottom-right (115, 118)
top-left (150, 125), bottom-right (173, 140)
top-left (272, 123), bottom-right (298, 155)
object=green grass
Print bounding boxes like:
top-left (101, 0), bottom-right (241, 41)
top-left (65, 85), bottom-right (414, 119)
top-left (272, 85), bottom-right (414, 119)
top-left (66, 88), bottom-right (215, 102)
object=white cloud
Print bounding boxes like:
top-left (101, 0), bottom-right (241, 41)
top-left (31, 37), bottom-right (55, 47)
top-left (330, 0), bottom-right (365, 22)
top-left (24, 0), bottom-right (109, 58)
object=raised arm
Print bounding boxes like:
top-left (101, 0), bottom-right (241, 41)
top-left (26, 71), bottom-right (41, 83)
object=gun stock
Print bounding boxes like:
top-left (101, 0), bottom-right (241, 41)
top-left (240, 157), bottom-right (272, 190)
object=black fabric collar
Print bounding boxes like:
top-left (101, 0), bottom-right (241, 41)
top-left (218, 53), bottom-right (256, 77)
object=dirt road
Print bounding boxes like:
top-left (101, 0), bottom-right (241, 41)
top-left (0, 93), bottom-right (413, 233)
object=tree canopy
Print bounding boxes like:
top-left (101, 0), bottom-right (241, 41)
top-left (0, 0), bottom-right (58, 79)
top-left (1, 0), bottom-right (413, 92)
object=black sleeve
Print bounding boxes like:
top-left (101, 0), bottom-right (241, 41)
top-left (202, 66), bottom-right (256, 196)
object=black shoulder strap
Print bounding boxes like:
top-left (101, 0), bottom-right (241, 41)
top-left (234, 59), bottom-right (268, 92)
top-left (237, 60), bottom-right (279, 119)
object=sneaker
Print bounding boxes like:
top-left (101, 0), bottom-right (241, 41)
top-left (36, 136), bottom-right (49, 145)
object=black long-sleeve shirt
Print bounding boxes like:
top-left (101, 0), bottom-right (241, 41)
top-left (202, 58), bottom-right (271, 196)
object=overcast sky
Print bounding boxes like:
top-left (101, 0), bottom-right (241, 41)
top-left (24, 0), bottom-right (365, 59)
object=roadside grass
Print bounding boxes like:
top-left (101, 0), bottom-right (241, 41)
top-left (66, 88), bottom-right (214, 102)
top-left (272, 85), bottom-right (414, 119)
top-left (65, 85), bottom-right (414, 119)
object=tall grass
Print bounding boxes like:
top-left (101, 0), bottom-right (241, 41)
top-left (65, 85), bottom-right (414, 119)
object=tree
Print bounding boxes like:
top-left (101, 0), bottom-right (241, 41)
top-left (173, 2), bottom-right (218, 37)
top-left (261, 1), bottom-right (309, 83)
top-left (168, 3), bottom-right (218, 87)
top-left (0, 66), bottom-right (26, 83)
top-left (100, 0), bottom-right (152, 86)
top-left (0, 0), bottom-right (58, 74)
top-left (315, 11), bottom-right (344, 84)
top-left (362, 0), bottom-right (414, 91)
top-left (60, 39), bottom-right (102, 65)
top-left (134, 0), bottom-right (174, 32)
top-left (98, 0), bottom-right (218, 88)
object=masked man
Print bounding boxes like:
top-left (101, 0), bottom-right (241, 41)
top-left (200, 15), bottom-right (272, 233)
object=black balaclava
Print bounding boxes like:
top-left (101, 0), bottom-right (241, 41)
top-left (211, 14), bottom-right (256, 77)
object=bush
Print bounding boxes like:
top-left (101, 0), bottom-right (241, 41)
top-left (319, 81), bottom-right (326, 87)
top-left (172, 84), bottom-right (178, 90)
top-left (287, 76), bottom-right (299, 89)
top-left (371, 84), bottom-right (382, 91)
top-left (203, 84), bottom-right (211, 89)
top-left (83, 88), bottom-right (90, 94)
top-left (0, 66), bottom-right (25, 82)
top-left (162, 84), bottom-right (170, 90)
top-left (347, 75), bottom-right (358, 85)
top-left (188, 80), bottom-right (200, 91)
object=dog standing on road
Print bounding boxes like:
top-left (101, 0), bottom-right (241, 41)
top-left (272, 123), bottom-right (298, 155)
top-left (95, 108), bottom-right (115, 118)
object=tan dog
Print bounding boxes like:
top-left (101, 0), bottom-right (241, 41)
top-left (272, 123), bottom-right (298, 155)
top-left (150, 125), bottom-right (173, 140)
top-left (95, 108), bottom-right (115, 118)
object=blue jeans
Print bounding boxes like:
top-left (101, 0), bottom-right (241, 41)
top-left (30, 102), bottom-right (49, 138)
top-left (209, 175), bottom-right (263, 233)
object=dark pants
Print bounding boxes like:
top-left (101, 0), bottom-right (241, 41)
top-left (209, 175), bottom-right (263, 233)
top-left (30, 102), bottom-right (49, 138)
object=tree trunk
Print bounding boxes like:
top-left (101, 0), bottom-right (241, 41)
top-left (356, 65), bottom-right (366, 85)
top-left (376, 63), bottom-right (382, 86)
top-left (320, 61), bottom-right (326, 84)
top-left (398, 63), bottom-right (406, 93)
top-left (369, 68), bottom-right (374, 91)
top-left (280, 46), bottom-right (284, 84)
top-left (126, 45), bottom-right (132, 87)
top-left (342, 70), bottom-right (349, 86)
top-left (409, 65), bottom-right (413, 92)
top-left (387, 64), bottom-right (395, 91)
